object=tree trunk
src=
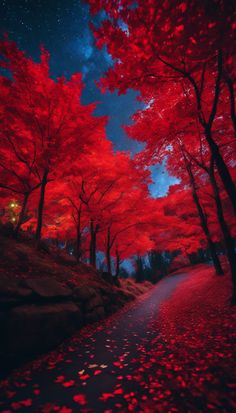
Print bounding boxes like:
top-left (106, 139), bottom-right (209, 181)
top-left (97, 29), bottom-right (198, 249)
top-left (205, 127), bottom-right (236, 215)
top-left (92, 231), bottom-right (97, 267)
top-left (106, 227), bottom-right (112, 275)
top-left (14, 192), bottom-right (29, 236)
top-left (224, 73), bottom-right (236, 139)
top-left (89, 220), bottom-right (94, 266)
top-left (89, 220), bottom-right (97, 267)
top-left (187, 163), bottom-right (224, 275)
top-left (115, 249), bottom-right (120, 279)
top-left (106, 248), bottom-right (111, 275)
top-left (209, 165), bottom-right (236, 304)
top-left (36, 169), bottom-right (48, 243)
top-left (135, 255), bottom-right (144, 283)
top-left (76, 209), bottom-right (82, 262)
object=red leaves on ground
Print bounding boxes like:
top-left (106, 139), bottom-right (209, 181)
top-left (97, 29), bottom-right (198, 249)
top-left (54, 376), bottom-right (65, 383)
top-left (61, 380), bottom-right (75, 388)
top-left (94, 370), bottom-right (102, 375)
top-left (113, 388), bottom-right (123, 395)
top-left (11, 399), bottom-right (32, 410)
top-left (73, 394), bottom-right (87, 405)
top-left (54, 376), bottom-right (75, 387)
top-left (113, 361), bottom-right (123, 368)
top-left (58, 408), bottom-right (72, 413)
top-left (79, 374), bottom-right (90, 381)
top-left (1, 265), bottom-right (236, 412)
top-left (41, 404), bottom-right (72, 413)
top-left (99, 393), bottom-right (114, 401)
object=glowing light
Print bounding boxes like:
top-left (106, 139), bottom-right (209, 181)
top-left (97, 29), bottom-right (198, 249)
top-left (10, 201), bottom-right (18, 208)
top-left (12, 217), bottom-right (16, 222)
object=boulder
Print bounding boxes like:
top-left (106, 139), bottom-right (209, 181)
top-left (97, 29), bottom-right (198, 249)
top-left (85, 306), bottom-right (105, 323)
top-left (85, 293), bottom-right (104, 312)
top-left (73, 285), bottom-right (97, 302)
top-left (25, 277), bottom-right (72, 298)
top-left (116, 289), bottom-right (135, 303)
top-left (109, 304), bottom-right (121, 314)
top-left (0, 276), bottom-right (32, 299)
top-left (101, 294), bottom-right (113, 307)
top-left (1, 302), bottom-right (82, 356)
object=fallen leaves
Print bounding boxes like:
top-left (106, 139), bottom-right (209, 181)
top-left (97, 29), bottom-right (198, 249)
top-left (88, 364), bottom-right (98, 369)
top-left (61, 380), bottom-right (75, 388)
top-left (54, 376), bottom-right (65, 383)
top-left (79, 374), bottom-right (90, 381)
top-left (94, 370), bottom-right (102, 375)
top-left (1, 266), bottom-right (236, 413)
top-left (73, 394), bottom-right (87, 405)
top-left (11, 399), bottom-right (32, 410)
top-left (54, 377), bottom-right (75, 387)
top-left (99, 393), bottom-right (114, 401)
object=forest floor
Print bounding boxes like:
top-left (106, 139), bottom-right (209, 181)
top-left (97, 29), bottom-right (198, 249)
top-left (0, 263), bottom-right (236, 413)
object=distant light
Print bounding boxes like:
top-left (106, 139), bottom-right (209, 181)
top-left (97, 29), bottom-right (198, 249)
top-left (12, 217), bottom-right (16, 222)
top-left (10, 202), bottom-right (18, 208)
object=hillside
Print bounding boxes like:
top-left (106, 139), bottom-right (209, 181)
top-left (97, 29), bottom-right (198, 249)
top-left (0, 234), bottom-right (152, 375)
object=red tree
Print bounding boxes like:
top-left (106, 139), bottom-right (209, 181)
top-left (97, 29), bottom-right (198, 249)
top-left (87, 0), bottom-right (236, 214)
top-left (0, 39), bottom-right (107, 242)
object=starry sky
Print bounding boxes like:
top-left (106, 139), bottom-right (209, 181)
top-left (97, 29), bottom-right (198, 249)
top-left (0, 0), bottom-right (178, 197)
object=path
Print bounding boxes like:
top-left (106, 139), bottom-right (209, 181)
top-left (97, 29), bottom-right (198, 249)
top-left (0, 272), bottom-right (188, 412)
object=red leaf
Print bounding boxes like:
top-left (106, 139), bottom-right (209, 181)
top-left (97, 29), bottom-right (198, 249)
top-left (62, 380), bottom-right (75, 388)
top-left (73, 394), bottom-right (87, 405)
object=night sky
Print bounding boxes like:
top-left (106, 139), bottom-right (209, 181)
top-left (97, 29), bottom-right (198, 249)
top-left (0, 0), bottom-right (178, 196)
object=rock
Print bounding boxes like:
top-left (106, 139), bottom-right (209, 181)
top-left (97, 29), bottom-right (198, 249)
top-left (0, 297), bottom-right (25, 309)
top-left (0, 276), bottom-right (32, 299)
top-left (101, 294), bottom-right (113, 307)
top-left (85, 306), bottom-right (105, 323)
top-left (117, 289), bottom-right (134, 303)
top-left (1, 302), bottom-right (82, 356)
top-left (25, 277), bottom-right (72, 298)
top-left (109, 304), bottom-right (121, 314)
top-left (85, 293), bottom-right (104, 312)
top-left (73, 285), bottom-right (96, 302)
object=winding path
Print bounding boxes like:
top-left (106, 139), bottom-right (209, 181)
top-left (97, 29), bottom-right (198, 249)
top-left (1, 272), bottom-right (187, 413)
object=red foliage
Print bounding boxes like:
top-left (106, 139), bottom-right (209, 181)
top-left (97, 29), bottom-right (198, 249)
top-left (84, 0), bottom-right (236, 298)
top-left (0, 2), bottom-right (236, 296)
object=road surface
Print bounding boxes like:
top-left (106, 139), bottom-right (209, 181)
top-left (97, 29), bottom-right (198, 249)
top-left (0, 272), bottom-right (187, 412)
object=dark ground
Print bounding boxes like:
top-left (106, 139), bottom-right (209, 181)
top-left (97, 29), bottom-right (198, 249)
top-left (0, 266), bottom-right (236, 412)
